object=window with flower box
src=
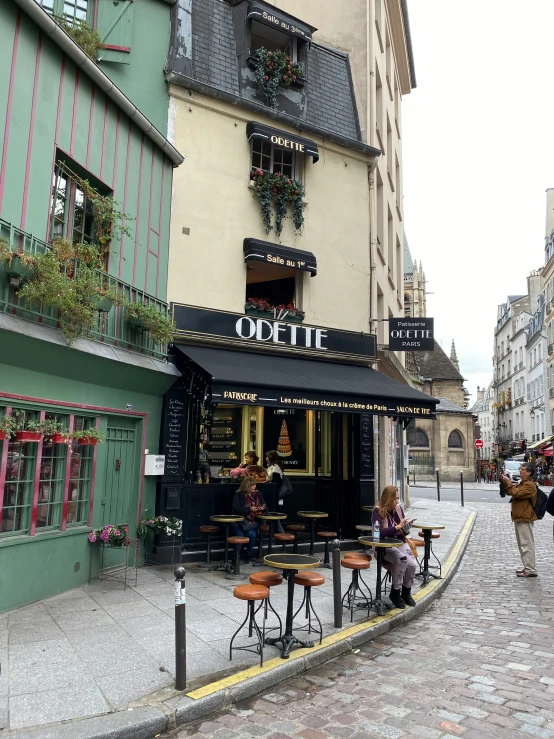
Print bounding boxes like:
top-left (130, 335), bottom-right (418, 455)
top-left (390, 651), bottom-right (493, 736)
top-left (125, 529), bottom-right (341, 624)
top-left (0, 407), bottom-right (97, 538)
top-left (37, 0), bottom-right (91, 23)
top-left (251, 138), bottom-right (302, 181)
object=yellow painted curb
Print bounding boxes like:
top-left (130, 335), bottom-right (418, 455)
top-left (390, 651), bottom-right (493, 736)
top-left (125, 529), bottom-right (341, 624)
top-left (187, 510), bottom-right (476, 701)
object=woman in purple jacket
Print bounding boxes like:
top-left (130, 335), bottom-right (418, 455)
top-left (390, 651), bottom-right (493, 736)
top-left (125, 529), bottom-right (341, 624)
top-left (372, 485), bottom-right (417, 609)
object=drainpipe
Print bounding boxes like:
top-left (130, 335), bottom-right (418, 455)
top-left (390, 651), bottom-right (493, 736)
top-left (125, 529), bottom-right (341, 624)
top-left (368, 0), bottom-right (378, 338)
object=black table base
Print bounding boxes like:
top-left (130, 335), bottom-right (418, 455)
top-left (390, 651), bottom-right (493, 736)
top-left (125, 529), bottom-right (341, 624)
top-left (265, 566), bottom-right (314, 659)
top-left (416, 530), bottom-right (442, 586)
top-left (212, 523), bottom-right (235, 575)
top-left (373, 548), bottom-right (391, 616)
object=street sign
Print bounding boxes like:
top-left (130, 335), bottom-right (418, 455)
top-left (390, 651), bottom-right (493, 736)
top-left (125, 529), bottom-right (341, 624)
top-left (474, 439), bottom-right (484, 449)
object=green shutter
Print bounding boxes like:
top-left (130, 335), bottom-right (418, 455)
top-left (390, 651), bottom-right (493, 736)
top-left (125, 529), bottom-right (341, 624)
top-left (96, 0), bottom-right (134, 64)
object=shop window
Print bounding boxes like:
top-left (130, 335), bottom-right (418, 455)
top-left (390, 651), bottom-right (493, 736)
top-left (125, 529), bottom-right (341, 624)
top-left (37, 414), bottom-right (70, 529)
top-left (263, 409), bottom-right (308, 472)
top-left (67, 416), bottom-right (95, 525)
top-left (250, 20), bottom-right (298, 60)
top-left (1, 412), bottom-right (40, 535)
top-left (251, 138), bottom-right (301, 180)
top-left (407, 427), bottom-right (429, 448)
top-left (37, 0), bottom-right (90, 21)
top-left (50, 159), bottom-right (109, 246)
top-left (206, 406), bottom-right (243, 480)
top-left (448, 430), bottom-right (464, 449)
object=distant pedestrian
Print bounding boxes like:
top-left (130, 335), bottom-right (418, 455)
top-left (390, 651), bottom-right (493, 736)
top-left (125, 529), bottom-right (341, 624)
top-left (500, 462), bottom-right (538, 578)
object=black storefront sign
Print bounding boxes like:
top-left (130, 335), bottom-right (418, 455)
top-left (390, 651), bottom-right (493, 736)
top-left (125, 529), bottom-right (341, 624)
top-left (243, 237), bottom-right (317, 275)
top-left (359, 414), bottom-right (373, 477)
top-left (213, 385), bottom-right (435, 418)
top-left (389, 318), bottom-right (434, 351)
top-left (172, 304), bottom-right (377, 362)
top-left (161, 385), bottom-right (188, 477)
top-left (246, 2), bottom-right (314, 42)
top-left (246, 122), bottom-right (319, 162)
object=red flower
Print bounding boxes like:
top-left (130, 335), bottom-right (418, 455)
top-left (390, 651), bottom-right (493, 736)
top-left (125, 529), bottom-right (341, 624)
top-left (264, 75), bottom-right (269, 81)
top-left (282, 75), bottom-right (287, 80)
top-left (295, 190), bottom-right (299, 195)
top-left (292, 75), bottom-right (296, 81)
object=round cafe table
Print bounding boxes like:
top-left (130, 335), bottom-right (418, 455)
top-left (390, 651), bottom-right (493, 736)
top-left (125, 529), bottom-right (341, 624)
top-left (361, 506), bottom-right (374, 512)
top-left (209, 514), bottom-right (244, 573)
top-left (263, 553), bottom-right (320, 659)
top-left (358, 536), bottom-right (403, 616)
top-left (255, 512), bottom-right (287, 558)
top-left (413, 523), bottom-right (445, 585)
top-left (298, 511), bottom-right (329, 555)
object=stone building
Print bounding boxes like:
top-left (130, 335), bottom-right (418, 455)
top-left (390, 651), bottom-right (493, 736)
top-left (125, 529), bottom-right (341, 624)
top-left (470, 382), bottom-right (494, 463)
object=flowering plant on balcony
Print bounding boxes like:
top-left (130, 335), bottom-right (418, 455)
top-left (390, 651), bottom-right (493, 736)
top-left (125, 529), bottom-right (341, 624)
top-left (250, 169), bottom-right (305, 236)
top-left (0, 415), bottom-right (16, 441)
top-left (137, 515), bottom-right (183, 539)
top-left (125, 303), bottom-right (176, 345)
top-left (252, 47), bottom-right (304, 108)
top-left (245, 298), bottom-right (305, 322)
top-left (88, 524), bottom-right (130, 548)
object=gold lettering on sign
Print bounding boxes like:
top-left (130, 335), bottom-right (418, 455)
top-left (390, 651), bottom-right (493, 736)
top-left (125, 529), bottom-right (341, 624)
top-left (223, 391), bottom-right (258, 402)
top-left (270, 135), bottom-right (305, 152)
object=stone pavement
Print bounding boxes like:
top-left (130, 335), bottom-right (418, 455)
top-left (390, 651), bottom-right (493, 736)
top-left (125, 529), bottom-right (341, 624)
top-left (164, 502), bottom-right (554, 739)
top-left (0, 499), bottom-right (469, 734)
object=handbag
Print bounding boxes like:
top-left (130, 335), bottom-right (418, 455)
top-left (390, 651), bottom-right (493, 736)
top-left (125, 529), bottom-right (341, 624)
top-left (406, 538), bottom-right (418, 559)
top-left (239, 519), bottom-right (258, 532)
top-left (278, 476), bottom-right (293, 500)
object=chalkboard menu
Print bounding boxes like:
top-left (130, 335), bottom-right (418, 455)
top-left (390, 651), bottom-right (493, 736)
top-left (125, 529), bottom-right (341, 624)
top-left (207, 407), bottom-right (242, 478)
top-left (359, 413), bottom-right (373, 478)
top-left (163, 386), bottom-right (188, 477)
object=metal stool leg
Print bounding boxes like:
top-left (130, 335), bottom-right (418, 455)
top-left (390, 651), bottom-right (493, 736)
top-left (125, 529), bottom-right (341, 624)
top-left (293, 586), bottom-right (323, 644)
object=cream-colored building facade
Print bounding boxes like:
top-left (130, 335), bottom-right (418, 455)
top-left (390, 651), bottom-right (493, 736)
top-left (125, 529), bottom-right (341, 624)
top-left (165, 0), bottom-right (417, 500)
top-left (543, 188), bottom-right (554, 436)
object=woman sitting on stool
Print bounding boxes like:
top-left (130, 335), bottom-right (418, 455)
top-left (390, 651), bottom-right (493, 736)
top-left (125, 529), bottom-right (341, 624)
top-left (232, 476), bottom-right (266, 565)
top-left (372, 485), bottom-right (417, 609)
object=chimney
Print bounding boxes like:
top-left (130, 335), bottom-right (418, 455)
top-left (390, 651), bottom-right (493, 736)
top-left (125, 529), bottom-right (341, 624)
top-left (477, 386), bottom-right (484, 402)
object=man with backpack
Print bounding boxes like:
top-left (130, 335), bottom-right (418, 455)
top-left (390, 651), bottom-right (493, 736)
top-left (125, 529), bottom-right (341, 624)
top-left (500, 462), bottom-right (547, 578)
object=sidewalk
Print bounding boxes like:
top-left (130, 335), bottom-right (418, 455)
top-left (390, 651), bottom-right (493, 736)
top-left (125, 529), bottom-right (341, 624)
top-left (412, 480), bottom-right (552, 491)
top-left (0, 499), bottom-right (472, 737)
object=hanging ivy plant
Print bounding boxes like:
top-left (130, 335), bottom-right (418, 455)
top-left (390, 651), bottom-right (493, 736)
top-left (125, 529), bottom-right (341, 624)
top-left (252, 47), bottom-right (304, 108)
top-left (250, 169), bottom-right (305, 236)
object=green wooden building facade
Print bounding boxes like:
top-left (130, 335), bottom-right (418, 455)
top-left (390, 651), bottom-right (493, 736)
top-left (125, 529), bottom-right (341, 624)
top-left (0, 0), bottom-right (183, 612)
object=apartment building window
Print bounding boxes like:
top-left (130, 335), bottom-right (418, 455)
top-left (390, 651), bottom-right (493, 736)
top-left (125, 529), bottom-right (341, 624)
top-left (37, 0), bottom-right (90, 23)
top-left (250, 20), bottom-right (298, 61)
top-left (251, 138), bottom-right (301, 180)
top-left (50, 160), bottom-right (108, 246)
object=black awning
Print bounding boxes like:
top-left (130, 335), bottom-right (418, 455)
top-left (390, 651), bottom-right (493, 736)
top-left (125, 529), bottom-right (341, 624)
top-left (246, 2), bottom-right (315, 43)
top-left (246, 121), bottom-right (319, 163)
top-left (244, 238), bottom-right (317, 276)
top-left (175, 345), bottom-right (438, 419)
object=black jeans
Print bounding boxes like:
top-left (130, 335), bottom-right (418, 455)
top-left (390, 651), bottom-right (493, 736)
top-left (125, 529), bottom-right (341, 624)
top-left (232, 523), bottom-right (257, 558)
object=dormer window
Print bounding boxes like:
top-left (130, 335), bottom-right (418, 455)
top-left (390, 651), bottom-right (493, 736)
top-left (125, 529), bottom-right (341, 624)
top-left (251, 20), bottom-right (298, 61)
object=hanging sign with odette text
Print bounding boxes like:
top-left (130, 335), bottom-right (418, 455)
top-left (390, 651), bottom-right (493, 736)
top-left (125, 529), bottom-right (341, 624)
top-left (389, 318), bottom-right (434, 351)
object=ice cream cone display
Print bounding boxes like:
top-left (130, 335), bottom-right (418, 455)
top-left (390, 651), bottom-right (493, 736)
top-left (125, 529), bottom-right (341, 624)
top-left (277, 419), bottom-right (292, 457)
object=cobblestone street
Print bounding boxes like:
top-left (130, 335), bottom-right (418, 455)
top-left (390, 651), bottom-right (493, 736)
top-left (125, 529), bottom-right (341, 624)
top-left (167, 503), bottom-right (554, 739)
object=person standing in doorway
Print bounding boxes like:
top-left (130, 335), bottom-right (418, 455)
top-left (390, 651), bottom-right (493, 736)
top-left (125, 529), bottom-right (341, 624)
top-left (266, 450), bottom-right (287, 531)
top-left (500, 462), bottom-right (538, 578)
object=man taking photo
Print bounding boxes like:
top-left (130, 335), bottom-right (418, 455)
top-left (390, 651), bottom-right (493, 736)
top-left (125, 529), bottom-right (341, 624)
top-left (500, 462), bottom-right (538, 578)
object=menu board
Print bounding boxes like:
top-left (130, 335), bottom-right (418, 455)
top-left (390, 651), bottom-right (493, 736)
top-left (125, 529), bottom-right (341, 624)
top-left (207, 407), bottom-right (242, 478)
top-left (263, 409), bottom-right (307, 472)
top-left (163, 386), bottom-right (187, 477)
top-left (359, 413), bottom-right (373, 478)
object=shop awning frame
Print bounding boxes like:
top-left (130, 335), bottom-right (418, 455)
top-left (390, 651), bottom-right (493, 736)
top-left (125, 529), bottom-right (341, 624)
top-left (527, 434), bottom-right (554, 451)
top-left (244, 238), bottom-right (317, 275)
top-left (246, 121), bottom-right (319, 163)
top-left (246, 2), bottom-right (316, 43)
top-left (174, 344), bottom-right (438, 419)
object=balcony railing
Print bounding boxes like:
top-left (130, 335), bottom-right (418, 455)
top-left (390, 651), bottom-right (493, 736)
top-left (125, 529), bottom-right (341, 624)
top-left (0, 219), bottom-right (170, 359)
top-left (549, 343), bottom-right (554, 356)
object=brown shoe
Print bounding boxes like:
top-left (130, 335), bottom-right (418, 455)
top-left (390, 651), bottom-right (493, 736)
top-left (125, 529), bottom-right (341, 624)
top-left (516, 571), bottom-right (537, 577)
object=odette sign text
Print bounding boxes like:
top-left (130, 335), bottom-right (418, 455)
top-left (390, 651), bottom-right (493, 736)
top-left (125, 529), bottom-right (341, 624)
top-left (389, 318), bottom-right (434, 351)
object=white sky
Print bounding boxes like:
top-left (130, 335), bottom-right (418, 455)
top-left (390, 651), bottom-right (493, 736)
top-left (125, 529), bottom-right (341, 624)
top-left (402, 0), bottom-right (554, 406)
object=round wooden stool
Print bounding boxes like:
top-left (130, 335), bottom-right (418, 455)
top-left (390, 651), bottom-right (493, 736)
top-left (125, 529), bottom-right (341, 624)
top-left (249, 571), bottom-right (283, 637)
top-left (293, 571), bottom-right (325, 644)
top-left (317, 531), bottom-right (337, 568)
top-left (197, 524), bottom-right (219, 569)
top-left (341, 558), bottom-right (372, 622)
top-left (286, 524), bottom-right (306, 553)
top-left (344, 551), bottom-right (372, 562)
top-left (230, 584), bottom-right (269, 666)
top-left (274, 532), bottom-right (295, 554)
top-left (226, 536), bottom-right (249, 581)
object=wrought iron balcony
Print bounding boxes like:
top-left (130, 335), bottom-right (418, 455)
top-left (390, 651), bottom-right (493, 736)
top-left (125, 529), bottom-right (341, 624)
top-left (0, 219), bottom-right (170, 359)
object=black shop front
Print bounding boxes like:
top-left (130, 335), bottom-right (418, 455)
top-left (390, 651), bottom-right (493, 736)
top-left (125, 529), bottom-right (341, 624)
top-left (156, 304), bottom-right (438, 560)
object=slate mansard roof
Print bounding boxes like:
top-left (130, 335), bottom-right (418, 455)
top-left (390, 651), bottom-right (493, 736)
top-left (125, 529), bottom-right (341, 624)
top-left (415, 341), bottom-right (464, 382)
top-left (168, 0), bottom-right (378, 157)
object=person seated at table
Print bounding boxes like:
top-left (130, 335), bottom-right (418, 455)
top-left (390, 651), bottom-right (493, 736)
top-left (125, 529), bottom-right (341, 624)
top-left (232, 476), bottom-right (267, 564)
top-left (372, 485), bottom-right (417, 609)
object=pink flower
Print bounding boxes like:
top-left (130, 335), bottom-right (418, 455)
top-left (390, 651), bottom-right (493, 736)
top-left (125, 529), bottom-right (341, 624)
top-left (88, 532), bottom-right (97, 543)
top-left (100, 530), bottom-right (110, 541)
top-left (114, 529), bottom-right (120, 537)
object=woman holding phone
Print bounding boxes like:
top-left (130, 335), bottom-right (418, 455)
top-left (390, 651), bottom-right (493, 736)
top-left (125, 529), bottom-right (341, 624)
top-left (371, 485), bottom-right (417, 609)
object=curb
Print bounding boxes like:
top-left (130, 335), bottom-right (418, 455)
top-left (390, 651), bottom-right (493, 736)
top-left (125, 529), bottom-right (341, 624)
top-left (5, 511), bottom-right (476, 739)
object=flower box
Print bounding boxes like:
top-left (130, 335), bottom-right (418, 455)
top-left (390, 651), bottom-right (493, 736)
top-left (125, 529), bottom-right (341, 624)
top-left (5, 255), bottom-right (34, 283)
top-left (128, 314), bottom-right (144, 328)
top-left (0, 430), bottom-right (6, 441)
top-left (94, 296), bottom-right (114, 313)
top-left (283, 314), bottom-right (303, 324)
top-left (78, 436), bottom-right (98, 446)
top-left (15, 430), bottom-right (42, 442)
top-left (245, 306), bottom-right (273, 319)
top-left (50, 433), bottom-right (70, 444)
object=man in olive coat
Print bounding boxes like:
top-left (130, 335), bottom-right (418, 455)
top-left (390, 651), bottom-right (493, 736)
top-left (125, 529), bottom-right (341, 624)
top-left (500, 462), bottom-right (538, 577)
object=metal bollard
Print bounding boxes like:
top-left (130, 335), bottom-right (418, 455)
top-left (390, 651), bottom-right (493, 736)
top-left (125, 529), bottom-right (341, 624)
top-left (460, 470), bottom-right (464, 507)
top-left (412, 470), bottom-right (416, 486)
top-left (436, 468), bottom-right (441, 502)
top-left (174, 566), bottom-right (186, 691)
top-left (332, 539), bottom-right (342, 628)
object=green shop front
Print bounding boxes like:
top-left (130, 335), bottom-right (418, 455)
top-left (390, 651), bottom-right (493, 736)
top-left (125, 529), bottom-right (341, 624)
top-left (155, 304), bottom-right (438, 561)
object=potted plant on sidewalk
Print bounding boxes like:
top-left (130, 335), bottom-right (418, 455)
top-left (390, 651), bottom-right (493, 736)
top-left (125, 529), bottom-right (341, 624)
top-left (72, 428), bottom-right (104, 446)
top-left (88, 524), bottom-right (130, 548)
top-left (0, 415), bottom-right (16, 441)
top-left (15, 419), bottom-right (44, 443)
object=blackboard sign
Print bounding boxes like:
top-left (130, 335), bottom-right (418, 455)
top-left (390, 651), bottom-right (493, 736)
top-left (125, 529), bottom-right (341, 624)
top-left (359, 413), bottom-right (373, 478)
top-left (163, 386), bottom-right (187, 477)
